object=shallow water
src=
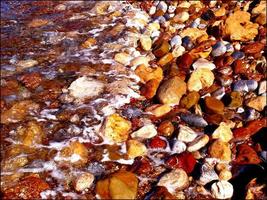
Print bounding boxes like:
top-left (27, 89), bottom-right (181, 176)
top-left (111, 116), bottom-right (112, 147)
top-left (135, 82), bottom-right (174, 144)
top-left (1, 1), bottom-right (146, 198)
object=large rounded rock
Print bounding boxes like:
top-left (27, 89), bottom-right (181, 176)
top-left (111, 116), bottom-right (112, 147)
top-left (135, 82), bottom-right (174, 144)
top-left (157, 76), bottom-right (186, 105)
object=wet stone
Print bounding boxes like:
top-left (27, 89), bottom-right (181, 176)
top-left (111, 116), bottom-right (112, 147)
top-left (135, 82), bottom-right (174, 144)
top-left (182, 36), bottom-right (193, 50)
top-left (211, 41), bottom-right (226, 57)
top-left (235, 144), bottom-right (261, 165)
top-left (201, 9), bottom-right (215, 21)
top-left (180, 113), bottom-right (208, 127)
top-left (204, 96), bottom-right (225, 115)
top-left (157, 76), bottom-right (186, 105)
top-left (209, 140), bottom-right (232, 162)
top-left (231, 51), bottom-right (245, 60)
top-left (246, 96), bottom-right (266, 111)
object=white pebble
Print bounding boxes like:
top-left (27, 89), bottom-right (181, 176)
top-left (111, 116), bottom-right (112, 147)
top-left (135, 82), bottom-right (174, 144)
top-left (178, 125), bottom-right (198, 143)
top-left (172, 45), bottom-right (185, 57)
top-left (73, 172), bottom-right (94, 192)
top-left (170, 35), bottom-right (182, 47)
top-left (68, 77), bottom-right (105, 100)
top-left (157, 1), bottom-right (168, 13)
top-left (149, 6), bottom-right (157, 15)
top-left (258, 80), bottom-right (266, 95)
top-left (158, 169), bottom-right (189, 194)
top-left (172, 140), bottom-right (186, 154)
top-left (211, 181), bottom-right (234, 199)
top-left (187, 134), bottom-right (209, 152)
top-left (168, 5), bottom-right (176, 13)
top-left (131, 124), bottom-right (157, 139)
top-left (234, 43), bottom-right (241, 50)
top-left (192, 58), bottom-right (216, 70)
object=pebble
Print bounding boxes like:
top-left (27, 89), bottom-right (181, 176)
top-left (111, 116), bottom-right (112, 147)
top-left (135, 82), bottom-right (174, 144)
top-left (114, 52), bottom-right (132, 65)
top-left (205, 96), bottom-right (225, 115)
top-left (209, 140), bottom-right (232, 162)
top-left (214, 7), bottom-right (226, 17)
top-left (103, 113), bottom-right (132, 143)
top-left (28, 18), bottom-right (49, 28)
top-left (212, 122), bottom-right (233, 142)
top-left (255, 13), bottom-right (266, 25)
top-left (187, 68), bottom-right (215, 92)
top-left (146, 104), bottom-right (171, 118)
top-left (212, 87), bottom-right (225, 100)
top-left (177, 2), bottom-right (190, 8)
top-left (140, 35), bottom-right (152, 51)
top-left (177, 125), bottom-right (198, 143)
top-left (81, 37), bottom-right (97, 48)
top-left (157, 169), bottom-right (189, 194)
top-left (127, 139), bottom-right (147, 159)
top-left (96, 171), bottom-right (138, 199)
top-left (228, 91), bottom-right (243, 108)
top-left (211, 41), bottom-right (226, 57)
top-left (149, 6), bottom-right (157, 15)
top-left (135, 64), bottom-right (163, 83)
top-left (190, 18), bottom-right (200, 28)
top-left (233, 80), bottom-right (258, 92)
top-left (68, 77), bottom-right (105, 101)
top-left (246, 96), bottom-right (266, 111)
top-left (122, 107), bottom-right (142, 119)
top-left (201, 9), bottom-right (215, 21)
top-left (158, 52), bottom-right (174, 66)
top-left (166, 152), bottom-right (196, 174)
top-left (182, 36), bottom-right (193, 50)
top-left (218, 169), bottom-right (232, 181)
top-left (180, 91), bottom-right (200, 109)
top-left (180, 113), bottom-right (208, 127)
top-left (211, 181), bottom-right (234, 199)
top-left (187, 134), bottom-right (209, 152)
top-left (157, 76), bottom-right (186, 105)
top-left (219, 76), bottom-right (233, 87)
top-left (57, 141), bottom-right (89, 167)
top-left (245, 108), bottom-right (261, 121)
top-left (172, 45), bottom-right (185, 58)
top-left (192, 58), bottom-right (216, 70)
top-left (199, 166), bottom-right (219, 185)
top-left (153, 40), bottom-right (170, 58)
top-left (155, 16), bottom-right (166, 25)
top-left (231, 51), bottom-right (245, 60)
top-left (172, 140), bottom-right (187, 154)
top-left (158, 120), bottom-right (174, 136)
top-left (149, 136), bottom-right (167, 149)
top-left (157, 1), bottom-right (168, 13)
top-left (235, 144), bottom-right (261, 165)
top-left (258, 80), bottom-right (266, 95)
top-left (147, 22), bottom-right (160, 34)
top-left (224, 10), bottom-right (259, 41)
top-left (246, 80), bottom-right (259, 91)
top-left (180, 28), bottom-right (208, 42)
top-left (174, 11), bottom-right (189, 23)
top-left (73, 172), bottom-right (94, 192)
top-left (16, 59), bottom-right (38, 69)
top-left (130, 56), bottom-right (150, 68)
top-left (233, 118), bottom-right (266, 141)
top-left (168, 5), bottom-right (176, 13)
top-left (242, 42), bottom-right (265, 54)
top-left (131, 124), bottom-right (157, 139)
top-left (176, 53), bottom-right (193, 69)
top-left (225, 43), bottom-right (234, 52)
